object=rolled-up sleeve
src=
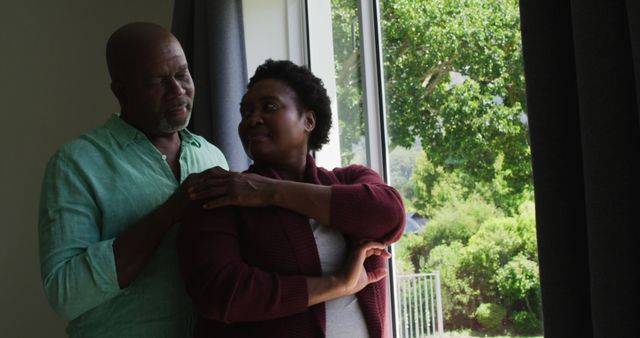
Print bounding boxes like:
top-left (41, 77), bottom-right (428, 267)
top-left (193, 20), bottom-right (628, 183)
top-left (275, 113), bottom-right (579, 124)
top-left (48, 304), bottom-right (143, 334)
top-left (38, 153), bottom-right (122, 320)
top-left (330, 165), bottom-right (406, 243)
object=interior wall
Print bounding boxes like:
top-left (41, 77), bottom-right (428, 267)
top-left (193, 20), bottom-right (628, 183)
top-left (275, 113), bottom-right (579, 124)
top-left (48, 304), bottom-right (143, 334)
top-left (242, 0), bottom-right (342, 169)
top-left (0, 1), bottom-right (174, 336)
top-left (242, 0), bottom-right (290, 78)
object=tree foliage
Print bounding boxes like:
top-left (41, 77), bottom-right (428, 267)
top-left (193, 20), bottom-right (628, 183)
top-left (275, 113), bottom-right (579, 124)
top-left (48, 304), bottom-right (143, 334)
top-left (331, 0), bottom-right (365, 164)
top-left (407, 198), bottom-right (542, 332)
top-left (380, 0), bottom-right (530, 195)
top-left (475, 303), bottom-right (507, 332)
top-left (330, 0), bottom-right (541, 334)
top-left (331, 0), bottom-right (531, 196)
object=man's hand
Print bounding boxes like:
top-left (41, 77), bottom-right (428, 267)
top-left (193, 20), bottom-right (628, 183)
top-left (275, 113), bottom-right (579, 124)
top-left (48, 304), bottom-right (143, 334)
top-left (188, 167), bottom-right (277, 209)
top-left (114, 170), bottom-right (213, 289)
top-left (164, 171), bottom-right (212, 223)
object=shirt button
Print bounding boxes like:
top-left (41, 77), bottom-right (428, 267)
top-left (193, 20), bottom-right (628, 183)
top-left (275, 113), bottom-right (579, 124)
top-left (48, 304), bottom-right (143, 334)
top-left (161, 154), bottom-right (167, 161)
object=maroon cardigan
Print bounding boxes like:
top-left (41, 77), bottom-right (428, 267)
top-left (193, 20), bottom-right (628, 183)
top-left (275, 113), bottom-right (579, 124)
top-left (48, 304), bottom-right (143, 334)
top-left (177, 156), bottom-right (405, 338)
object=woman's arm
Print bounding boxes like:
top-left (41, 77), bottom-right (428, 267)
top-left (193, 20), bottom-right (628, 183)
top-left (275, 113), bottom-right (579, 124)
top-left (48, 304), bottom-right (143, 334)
top-left (189, 168), bottom-right (332, 224)
top-left (177, 204), bottom-right (389, 323)
top-left (188, 165), bottom-right (405, 243)
top-left (307, 241), bottom-right (390, 306)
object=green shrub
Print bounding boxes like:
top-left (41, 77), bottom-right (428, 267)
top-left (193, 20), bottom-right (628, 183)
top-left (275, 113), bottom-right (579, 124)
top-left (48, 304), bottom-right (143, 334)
top-left (393, 193), bottom-right (541, 333)
top-left (422, 196), bottom-right (500, 258)
top-left (422, 242), bottom-right (478, 327)
top-left (496, 255), bottom-right (540, 309)
top-left (394, 232), bottom-right (425, 273)
top-left (474, 303), bottom-right (506, 332)
top-left (457, 217), bottom-right (522, 299)
top-left (510, 310), bottom-right (542, 334)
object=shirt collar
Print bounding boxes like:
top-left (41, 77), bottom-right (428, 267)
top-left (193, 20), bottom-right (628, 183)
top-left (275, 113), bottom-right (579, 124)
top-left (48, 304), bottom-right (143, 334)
top-left (105, 113), bottom-right (201, 148)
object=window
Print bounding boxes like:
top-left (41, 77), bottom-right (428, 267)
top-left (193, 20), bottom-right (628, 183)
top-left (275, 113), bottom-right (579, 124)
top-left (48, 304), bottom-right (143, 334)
top-left (308, 0), bottom-right (543, 337)
top-left (239, 0), bottom-right (543, 335)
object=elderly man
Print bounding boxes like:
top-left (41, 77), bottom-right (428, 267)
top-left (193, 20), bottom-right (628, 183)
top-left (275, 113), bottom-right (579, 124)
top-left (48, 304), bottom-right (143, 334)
top-left (38, 22), bottom-right (227, 337)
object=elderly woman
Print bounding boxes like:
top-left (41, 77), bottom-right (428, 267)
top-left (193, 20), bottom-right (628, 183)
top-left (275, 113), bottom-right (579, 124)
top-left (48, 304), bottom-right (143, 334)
top-left (177, 60), bottom-right (405, 338)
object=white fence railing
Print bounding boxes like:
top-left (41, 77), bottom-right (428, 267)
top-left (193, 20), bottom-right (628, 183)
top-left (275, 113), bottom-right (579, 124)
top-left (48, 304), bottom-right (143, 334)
top-left (396, 272), bottom-right (444, 338)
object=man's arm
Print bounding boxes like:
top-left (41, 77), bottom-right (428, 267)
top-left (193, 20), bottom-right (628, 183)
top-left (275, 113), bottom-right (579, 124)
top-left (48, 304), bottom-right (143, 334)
top-left (39, 153), bottom-right (121, 320)
top-left (112, 174), bottom-right (195, 288)
top-left (38, 153), bottom-right (198, 319)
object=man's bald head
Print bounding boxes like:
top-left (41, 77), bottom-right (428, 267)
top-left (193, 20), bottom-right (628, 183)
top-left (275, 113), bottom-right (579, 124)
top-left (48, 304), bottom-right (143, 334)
top-left (106, 22), bottom-right (180, 82)
top-left (105, 22), bottom-right (194, 136)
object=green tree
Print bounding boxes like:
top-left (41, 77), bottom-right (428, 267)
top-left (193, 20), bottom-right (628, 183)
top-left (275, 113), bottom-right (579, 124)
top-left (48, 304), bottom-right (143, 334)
top-left (331, 0), bottom-right (531, 199)
top-left (380, 0), bottom-right (530, 194)
top-left (331, 0), bottom-right (364, 164)
top-left (388, 144), bottom-right (423, 209)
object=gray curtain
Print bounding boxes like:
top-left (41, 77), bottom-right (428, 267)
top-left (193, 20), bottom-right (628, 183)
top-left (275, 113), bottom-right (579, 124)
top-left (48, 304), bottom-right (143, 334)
top-left (172, 0), bottom-right (250, 171)
top-left (520, 1), bottom-right (640, 337)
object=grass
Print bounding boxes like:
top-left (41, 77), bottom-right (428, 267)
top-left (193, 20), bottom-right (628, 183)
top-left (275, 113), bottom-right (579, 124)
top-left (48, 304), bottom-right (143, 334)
top-left (441, 330), bottom-right (543, 338)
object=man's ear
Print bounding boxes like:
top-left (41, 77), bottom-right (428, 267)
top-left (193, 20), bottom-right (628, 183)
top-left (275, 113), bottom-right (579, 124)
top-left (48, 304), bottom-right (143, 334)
top-left (303, 110), bottom-right (316, 132)
top-left (111, 81), bottom-right (124, 102)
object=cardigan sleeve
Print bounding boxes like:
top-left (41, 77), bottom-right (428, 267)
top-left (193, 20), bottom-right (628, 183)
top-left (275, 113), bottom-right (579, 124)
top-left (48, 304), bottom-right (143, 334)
top-left (177, 204), bottom-right (310, 323)
top-left (329, 165), bottom-right (406, 244)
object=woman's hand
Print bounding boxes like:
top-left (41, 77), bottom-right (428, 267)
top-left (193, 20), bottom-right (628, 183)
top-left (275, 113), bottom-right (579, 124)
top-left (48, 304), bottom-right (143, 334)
top-left (188, 167), bottom-right (333, 224)
top-left (337, 241), bottom-right (391, 295)
top-left (188, 167), bottom-right (277, 208)
top-left (306, 241), bottom-right (390, 306)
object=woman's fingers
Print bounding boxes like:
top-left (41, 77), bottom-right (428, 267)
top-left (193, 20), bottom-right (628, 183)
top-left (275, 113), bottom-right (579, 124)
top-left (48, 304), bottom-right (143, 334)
top-left (189, 182), bottom-right (227, 200)
top-left (358, 242), bottom-right (390, 259)
top-left (342, 242), bottom-right (391, 291)
top-left (188, 172), bottom-right (274, 208)
top-left (367, 267), bottom-right (389, 283)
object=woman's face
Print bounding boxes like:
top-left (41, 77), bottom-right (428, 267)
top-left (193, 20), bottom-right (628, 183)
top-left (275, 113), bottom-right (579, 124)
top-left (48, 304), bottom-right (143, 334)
top-left (238, 79), bottom-right (315, 164)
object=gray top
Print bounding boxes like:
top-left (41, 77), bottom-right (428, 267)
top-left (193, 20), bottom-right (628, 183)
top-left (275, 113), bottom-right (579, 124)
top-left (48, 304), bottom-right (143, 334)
top-left (310, 219), bottom-right (370, 338)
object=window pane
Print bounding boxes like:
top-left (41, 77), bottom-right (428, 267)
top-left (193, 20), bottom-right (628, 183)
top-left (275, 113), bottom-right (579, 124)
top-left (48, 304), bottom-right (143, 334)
top-left (330, 0), bottom-right (368, 166)
top-left (379, 0), bottom-right (543, 336)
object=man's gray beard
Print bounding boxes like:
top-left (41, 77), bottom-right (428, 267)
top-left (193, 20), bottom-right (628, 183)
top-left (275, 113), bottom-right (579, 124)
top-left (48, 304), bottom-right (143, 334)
top-left (158, 112), bottom-right (192, 134)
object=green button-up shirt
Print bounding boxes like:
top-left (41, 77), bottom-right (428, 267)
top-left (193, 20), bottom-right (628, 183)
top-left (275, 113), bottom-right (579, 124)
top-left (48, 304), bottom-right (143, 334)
top-left (38, 115), bottom-right (228, 337)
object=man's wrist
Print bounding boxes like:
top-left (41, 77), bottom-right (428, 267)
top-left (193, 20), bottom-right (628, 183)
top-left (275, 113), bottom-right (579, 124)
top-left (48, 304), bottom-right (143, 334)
top-left (162, 196), bottom-right (183, 225)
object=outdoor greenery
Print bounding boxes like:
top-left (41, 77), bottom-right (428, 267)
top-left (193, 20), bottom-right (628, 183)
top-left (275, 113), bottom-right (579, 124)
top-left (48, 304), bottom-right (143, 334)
top-left (331, 0), bottom-right (541, 336)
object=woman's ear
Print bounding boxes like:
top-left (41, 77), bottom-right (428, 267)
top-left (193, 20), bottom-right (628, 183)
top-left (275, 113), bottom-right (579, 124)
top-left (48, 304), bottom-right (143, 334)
top-left (303, 111), bottom-right (316, 132)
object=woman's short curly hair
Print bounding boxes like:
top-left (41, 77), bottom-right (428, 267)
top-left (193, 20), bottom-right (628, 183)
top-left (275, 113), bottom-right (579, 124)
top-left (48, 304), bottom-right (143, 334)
top-left (247, 59), bottom-right (332, 151)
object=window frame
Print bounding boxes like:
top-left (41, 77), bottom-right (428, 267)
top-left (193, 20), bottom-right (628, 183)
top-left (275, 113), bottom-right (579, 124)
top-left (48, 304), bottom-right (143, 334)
top-left (300, 0), bottom-right (401, 336)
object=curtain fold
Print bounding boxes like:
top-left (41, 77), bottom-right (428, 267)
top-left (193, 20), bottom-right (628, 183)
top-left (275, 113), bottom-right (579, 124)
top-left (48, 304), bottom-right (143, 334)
top-left (172, 0), bottom-right (250, 171)
top-left (520, 1), bottom-right (640, 337)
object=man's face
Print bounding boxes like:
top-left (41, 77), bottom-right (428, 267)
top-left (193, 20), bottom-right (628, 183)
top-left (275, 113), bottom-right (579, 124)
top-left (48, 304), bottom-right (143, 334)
top-left (118, 38), bottom-right (194, 136)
